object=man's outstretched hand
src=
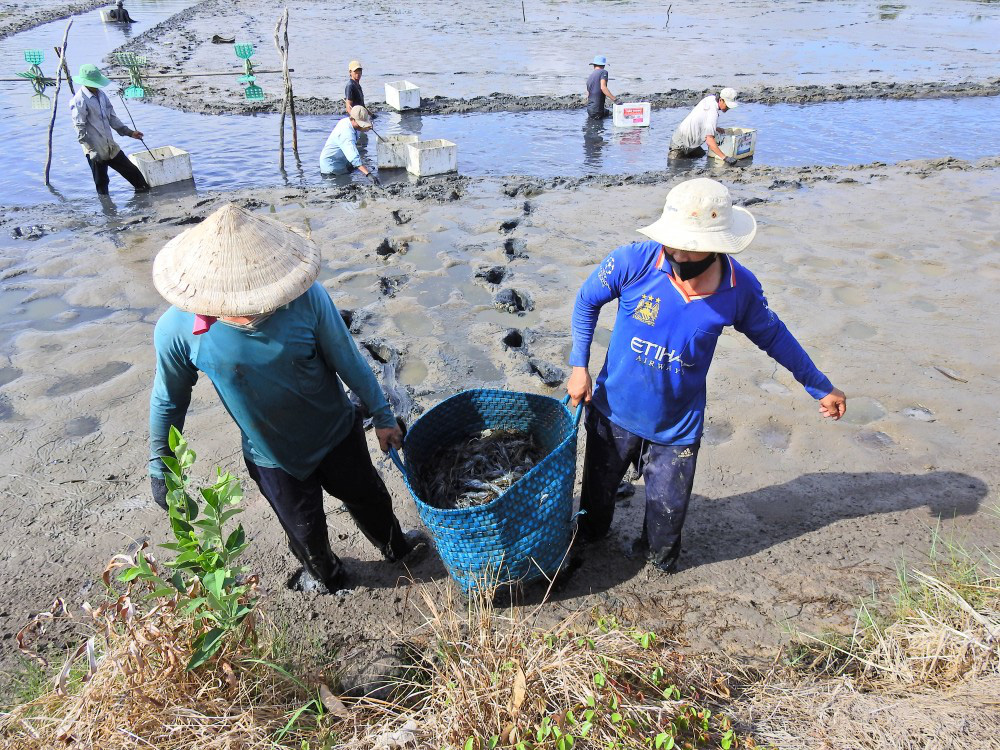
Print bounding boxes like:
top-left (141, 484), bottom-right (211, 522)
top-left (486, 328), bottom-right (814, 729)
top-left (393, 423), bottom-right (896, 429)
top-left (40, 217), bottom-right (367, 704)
top-left (819, 387), bottom-right (847, 420)
top-left (567, 366), bottom-right (593, 407)
top-left (376, 424), bottom-right (404, 452)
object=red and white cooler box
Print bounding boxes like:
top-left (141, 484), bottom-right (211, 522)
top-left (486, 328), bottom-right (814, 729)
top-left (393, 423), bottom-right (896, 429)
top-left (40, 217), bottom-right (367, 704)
top-left (612, 102), bottom-right (652, 127)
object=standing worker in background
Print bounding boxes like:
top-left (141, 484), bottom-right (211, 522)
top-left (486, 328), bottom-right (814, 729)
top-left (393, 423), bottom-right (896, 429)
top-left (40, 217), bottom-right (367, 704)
top-left (319, 105), bottom-right (379, 183)
top-left (669, 87), bottom-right (741, 165)
top-left (149, 203), bottom-right (425, 594)
top-left (69, 64), bottom-right (149, 195)
top-left (567, 178), bottom-right (846, 574)
top-left (344, 60), bottom-right (366, 116)
top-left (585, 55), bottom-right (618, 119)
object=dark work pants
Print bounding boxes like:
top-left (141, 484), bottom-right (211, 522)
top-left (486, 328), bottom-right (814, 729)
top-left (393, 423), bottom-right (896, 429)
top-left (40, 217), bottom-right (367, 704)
top-left (669, 145), bottom-right (707, 159)
top-left (244, 413), bottom-right (409, 587)
top-left (86, 151), bottom-right (149, 195)
top-left (579, 407), bottom-right (699, 571)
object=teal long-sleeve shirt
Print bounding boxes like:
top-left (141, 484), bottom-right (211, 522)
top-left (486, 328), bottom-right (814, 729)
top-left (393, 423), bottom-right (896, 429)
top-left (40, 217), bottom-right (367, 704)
top-left (149, 282), bottom-right (396, 480)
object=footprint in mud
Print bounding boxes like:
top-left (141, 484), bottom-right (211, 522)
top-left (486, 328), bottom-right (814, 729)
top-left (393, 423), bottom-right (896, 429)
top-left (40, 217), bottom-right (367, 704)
top-left (363, 340), bottom-right (398, 365)
top-left (841, 397), bottom-right (886, 425)
top-left (901, 405), bottom-right (935, 422)
top-left (522, 201), bottom-right (532, 215)
top-left (46, 361), bottom-right (132, 397)
top-left (475, 266), bottom-right (508, 286)
top-left (65, 416), bottom-right (100, 438)
top-left (494, 289), bottom-right (534, 314)
top-left (0, 366), bottom-right (22, 387)
top-left (757, 379), bottom-right (790, 395)
top-left (759, 424), bottom-right (791, 451)
top-left (842, 320), bottom-right (877, 340)
top-left (911, 298), bottom-right (937, 313)
top-left (855, 430), bottom-right (894, 449)
top-left (498, 218), bottom-right (520, 234)
top-left (0, 394), bottom-right (13, 420)
top-left (832, 286), bottom-right (866, 306)
top-left (702, 421), bottom-right (734, 446)
top-left (504, 238), bottom-right (528, 259)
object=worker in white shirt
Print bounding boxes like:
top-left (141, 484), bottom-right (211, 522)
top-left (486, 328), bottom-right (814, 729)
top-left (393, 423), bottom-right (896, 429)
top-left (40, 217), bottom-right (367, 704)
top-left (68, 63), bottom-right (150, 195)
top-left (669, 87), bottom-right (741, 165)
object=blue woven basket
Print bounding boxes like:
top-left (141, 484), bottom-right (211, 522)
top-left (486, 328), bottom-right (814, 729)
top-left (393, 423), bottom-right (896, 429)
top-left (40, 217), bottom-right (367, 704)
top-left (390, 389), bottom-right (582, 593)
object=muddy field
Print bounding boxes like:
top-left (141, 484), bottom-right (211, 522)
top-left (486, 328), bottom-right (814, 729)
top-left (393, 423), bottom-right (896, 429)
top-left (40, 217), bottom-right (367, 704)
top-left (111, 0), bottom-right (1000, 114)
top-left (0, 0), bottom-right (105, 40)
top-left (1, 156), bottom-right (998, 698)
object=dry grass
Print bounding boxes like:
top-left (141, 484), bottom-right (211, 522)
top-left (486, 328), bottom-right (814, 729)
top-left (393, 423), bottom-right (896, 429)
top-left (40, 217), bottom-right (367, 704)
top-left (332, 581), bottom-right (752, 749)
top-left (732, 528), bottom-right (1000, 750)
top-left (0, 554), bottom-right (318, 750)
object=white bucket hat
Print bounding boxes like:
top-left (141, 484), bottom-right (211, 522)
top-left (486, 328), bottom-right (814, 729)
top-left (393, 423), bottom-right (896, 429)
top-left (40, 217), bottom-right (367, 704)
top-left (637, 178), bottom-right (757, 254)
top-left (719, 87), bottom-right (739, 108)
top-left (152, 203), bottom-right (321, 316)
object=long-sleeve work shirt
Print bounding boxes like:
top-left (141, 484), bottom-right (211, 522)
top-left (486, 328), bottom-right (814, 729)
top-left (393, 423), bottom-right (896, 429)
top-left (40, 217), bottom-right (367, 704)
top-left (149, 282), bottom-right (396, 480)
top-left (69, 87), bottom-right (132, 160)
top-left (570, 241), bottom-right (833, 445)
top-left (319, 117), bottom-right (362, 174)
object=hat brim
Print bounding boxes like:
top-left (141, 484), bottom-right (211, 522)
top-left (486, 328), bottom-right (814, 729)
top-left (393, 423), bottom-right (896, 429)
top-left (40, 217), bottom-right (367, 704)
top-left (637, 205), bottom-right (757, 254)
top-left (73, 73), bottom-right (110, 87)
top-left (152, 216), bottom-right (321, 316)
top-left (725, 100), bottom-right (739, 108)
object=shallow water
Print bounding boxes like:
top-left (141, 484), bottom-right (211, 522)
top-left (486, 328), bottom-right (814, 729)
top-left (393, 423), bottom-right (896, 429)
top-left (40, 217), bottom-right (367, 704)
top-left (1, 92), bottom-right (997, 207)
top-left (0, 0), bottom-right (997, 207)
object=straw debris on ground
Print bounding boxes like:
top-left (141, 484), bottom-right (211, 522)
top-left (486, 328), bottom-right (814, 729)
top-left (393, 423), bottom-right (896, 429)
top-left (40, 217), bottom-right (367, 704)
top-left (417, 428), bottom-right (545, 509)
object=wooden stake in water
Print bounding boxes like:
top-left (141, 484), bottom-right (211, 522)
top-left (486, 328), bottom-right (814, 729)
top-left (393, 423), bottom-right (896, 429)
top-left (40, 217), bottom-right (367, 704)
top-left (54, 45), bottom-right (74, 95)
top-left (273, 7), bottom-right (299, 169)
top-left (522, 1), bottom-right (526, 22)
top-left (44, 19), bottom-right (72, 186)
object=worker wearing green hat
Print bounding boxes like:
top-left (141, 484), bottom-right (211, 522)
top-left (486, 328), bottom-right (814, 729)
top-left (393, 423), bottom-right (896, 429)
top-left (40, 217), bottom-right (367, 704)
top-left (68, 64), bottom-right (150, 195)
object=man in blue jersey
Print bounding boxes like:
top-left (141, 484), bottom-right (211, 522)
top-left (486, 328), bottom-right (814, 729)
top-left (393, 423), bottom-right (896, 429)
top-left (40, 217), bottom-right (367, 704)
top-left (149, 203), bottom-right (422, 593)
top-left (567, 178), bottom-right (847, 573)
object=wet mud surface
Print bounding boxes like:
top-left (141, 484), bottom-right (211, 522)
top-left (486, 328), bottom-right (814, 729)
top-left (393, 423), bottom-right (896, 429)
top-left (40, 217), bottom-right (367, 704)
top-left (0, 0), bottom-right (106, 40)
top-left (1, 157), bottom-right (998, 696)
top-left (104, 0), bottom-right (1000, 115)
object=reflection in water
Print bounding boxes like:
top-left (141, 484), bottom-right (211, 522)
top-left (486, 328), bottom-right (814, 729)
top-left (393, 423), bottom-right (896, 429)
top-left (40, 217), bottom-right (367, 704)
top-left (582, 116), bottom-right (607, 168)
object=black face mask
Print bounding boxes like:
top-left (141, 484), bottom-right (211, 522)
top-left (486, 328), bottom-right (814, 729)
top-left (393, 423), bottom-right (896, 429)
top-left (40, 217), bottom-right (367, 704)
top-left (667, 252), bottom-right (718, 281)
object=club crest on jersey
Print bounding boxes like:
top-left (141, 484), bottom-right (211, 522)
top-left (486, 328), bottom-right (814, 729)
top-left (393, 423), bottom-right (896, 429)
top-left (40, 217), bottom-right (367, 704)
top-left (632, 294), bottom-right (660, 326)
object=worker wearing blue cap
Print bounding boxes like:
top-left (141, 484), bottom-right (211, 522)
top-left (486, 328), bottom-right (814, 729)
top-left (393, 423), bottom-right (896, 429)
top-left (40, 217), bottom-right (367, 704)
top-left (585, 55), bottom-right (617, 119)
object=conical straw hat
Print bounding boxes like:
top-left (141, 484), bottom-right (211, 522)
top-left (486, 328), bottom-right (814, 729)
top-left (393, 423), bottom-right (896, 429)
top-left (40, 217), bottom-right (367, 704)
top-left (152, 203), bottom-right (321, 316)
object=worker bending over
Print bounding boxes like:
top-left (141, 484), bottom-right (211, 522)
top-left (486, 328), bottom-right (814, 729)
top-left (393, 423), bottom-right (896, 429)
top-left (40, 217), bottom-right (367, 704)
top-left (319, 105), bottom-right (379, 184)
top-left (669, 87), bottom-right (741, 165)
top-left (149, 204), bottom-right (424, 593)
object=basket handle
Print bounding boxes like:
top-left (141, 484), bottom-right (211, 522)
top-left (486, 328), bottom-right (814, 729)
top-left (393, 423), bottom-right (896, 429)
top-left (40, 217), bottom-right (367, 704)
top-left (388, 446), bottom-right (406, 474)
top-left (561, 395), bottom-right (585, 429)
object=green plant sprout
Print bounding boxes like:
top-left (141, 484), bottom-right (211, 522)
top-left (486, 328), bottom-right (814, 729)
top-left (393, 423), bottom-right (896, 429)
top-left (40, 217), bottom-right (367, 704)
top-left (118, 426), bottom-right (256, 669)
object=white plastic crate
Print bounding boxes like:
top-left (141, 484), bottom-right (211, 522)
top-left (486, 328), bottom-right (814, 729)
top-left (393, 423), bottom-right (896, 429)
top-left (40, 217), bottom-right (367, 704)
top-left (406, 139), bottom-right (457, 176)
top-left (612, 102), bottom-right (651, 127)
top-left (385, 80), bottom-right (421, 111)
top-left (128, 146), bottom-right (193, 187)
top-left (711, 127), bottom-right (757, 160)
top-left (377, 135), bottom-right (419, 169)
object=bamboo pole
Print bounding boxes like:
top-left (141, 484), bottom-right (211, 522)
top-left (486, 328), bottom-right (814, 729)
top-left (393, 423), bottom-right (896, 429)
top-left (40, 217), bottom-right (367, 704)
top-left (44, 19), bottom-right (72, 186)
top-left (55, 45), bottom-right (74, 94)
top-left (273, 12), bottom-right (286, 170)
top-left (283, 9), bottom-right (299, 164)
top-left (0, 69), bottom-right (293, 83)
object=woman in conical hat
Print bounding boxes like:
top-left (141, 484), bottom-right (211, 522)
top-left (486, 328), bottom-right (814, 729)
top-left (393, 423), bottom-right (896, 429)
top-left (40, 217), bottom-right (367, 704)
top-left (149, 203), bottom-right (425, 593)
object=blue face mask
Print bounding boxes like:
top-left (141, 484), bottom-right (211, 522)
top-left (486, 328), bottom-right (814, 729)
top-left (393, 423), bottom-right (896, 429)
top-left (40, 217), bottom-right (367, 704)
top-left (667, 252), bottom-right (718, 281)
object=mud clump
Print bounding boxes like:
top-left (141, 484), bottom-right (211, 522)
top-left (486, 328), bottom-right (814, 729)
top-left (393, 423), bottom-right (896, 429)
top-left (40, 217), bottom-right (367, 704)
top-left (377, 275), bottom-right (407, 297)
top-left (504, 238), bottom-right (528, 259)
top-left (376, 238), bottom-right (409, 256)
top-left (476, 266), bottom-right (508, 285)
top-left (529, 360), bottom-right (566, 387)
top-left (494, 289), bottom-right (533, 314)
top-left (502, 329), bottom-right (524, 349)
top-left (499, 218), bottom-right (520, 234)
top-left (391, 210), bottom-right (412, 225)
